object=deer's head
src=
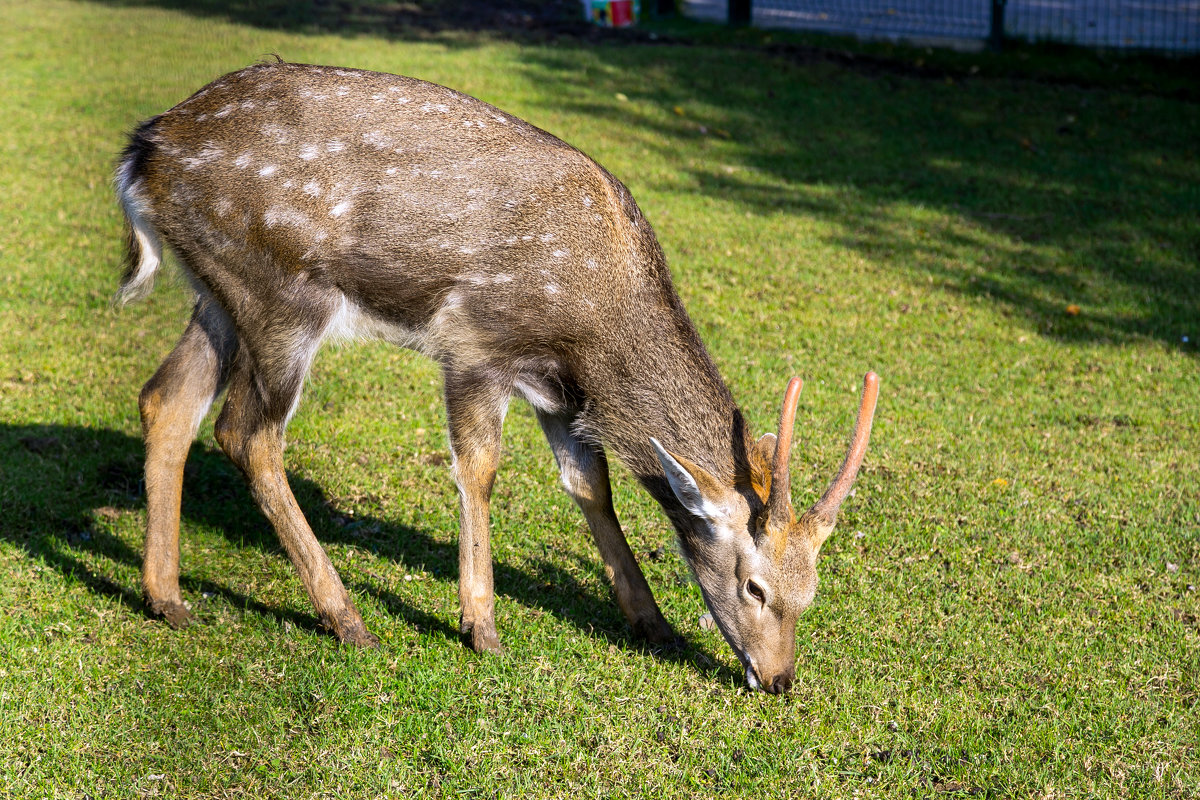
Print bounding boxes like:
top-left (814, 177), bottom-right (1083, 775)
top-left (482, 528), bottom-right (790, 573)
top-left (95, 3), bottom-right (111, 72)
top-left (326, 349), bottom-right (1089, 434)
top-left (653, 373), bottom-right (879, 693)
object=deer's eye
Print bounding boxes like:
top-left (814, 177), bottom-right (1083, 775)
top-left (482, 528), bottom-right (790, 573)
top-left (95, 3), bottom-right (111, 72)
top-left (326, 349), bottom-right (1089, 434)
top-left (746, 580), bottom-right (767, 605)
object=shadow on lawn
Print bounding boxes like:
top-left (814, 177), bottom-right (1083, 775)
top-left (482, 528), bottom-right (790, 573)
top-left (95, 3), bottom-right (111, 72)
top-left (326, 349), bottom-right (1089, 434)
top-left (0, 422), bottom-right (732, 680)
top-left (94, 0), bottom-right (1198, 350)
top-left (86, 0), bottom-right (611, 41)
top-left (511, 46), bottom-right (1199, 352)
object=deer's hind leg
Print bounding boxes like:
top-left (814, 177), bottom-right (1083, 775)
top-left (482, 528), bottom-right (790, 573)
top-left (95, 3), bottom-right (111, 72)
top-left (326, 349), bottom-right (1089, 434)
top-left (140, 299), bottom-right (237, 628)
top-left (212, 305), bottom-right (378, 647)
top-left (537, 412), bottom-right (675, 644)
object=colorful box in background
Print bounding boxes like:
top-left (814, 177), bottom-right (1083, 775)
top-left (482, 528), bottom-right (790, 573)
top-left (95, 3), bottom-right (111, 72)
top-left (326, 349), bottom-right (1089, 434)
top-left (583, 0), bottom-right (638, 27)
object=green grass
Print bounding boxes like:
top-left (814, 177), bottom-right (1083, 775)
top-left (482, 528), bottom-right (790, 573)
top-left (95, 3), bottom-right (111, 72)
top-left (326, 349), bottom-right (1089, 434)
top-left (1, 0), bottom-right (1197, 796)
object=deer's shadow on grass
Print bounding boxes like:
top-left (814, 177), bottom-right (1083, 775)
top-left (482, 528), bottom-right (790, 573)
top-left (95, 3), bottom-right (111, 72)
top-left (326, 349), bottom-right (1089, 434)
top-left (0, 422), bottom-right (732, 680)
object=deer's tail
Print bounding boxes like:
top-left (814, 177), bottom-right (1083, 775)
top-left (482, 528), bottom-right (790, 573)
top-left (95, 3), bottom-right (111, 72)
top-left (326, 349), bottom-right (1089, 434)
top-left (114, 119), bottom-right (163, 306)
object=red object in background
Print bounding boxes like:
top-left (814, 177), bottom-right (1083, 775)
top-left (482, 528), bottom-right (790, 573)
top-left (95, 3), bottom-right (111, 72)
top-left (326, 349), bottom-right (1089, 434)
top-left (609, 0), bottom-right (634, 26)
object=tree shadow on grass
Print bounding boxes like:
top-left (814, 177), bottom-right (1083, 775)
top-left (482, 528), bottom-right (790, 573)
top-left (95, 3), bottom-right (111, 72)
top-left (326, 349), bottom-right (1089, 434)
top-left (85, 0), bottom-right (618, 42)
top-left (0, 422), bottom-right (733, 681)
top-left (510, 45), bottom-right (1199, 351)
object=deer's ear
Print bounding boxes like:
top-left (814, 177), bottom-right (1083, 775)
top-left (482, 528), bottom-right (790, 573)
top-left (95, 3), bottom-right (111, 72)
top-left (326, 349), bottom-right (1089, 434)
top-left (803, 509), bottom-right (837, 554)
top-left (652, 438), bottom-right (736, 524)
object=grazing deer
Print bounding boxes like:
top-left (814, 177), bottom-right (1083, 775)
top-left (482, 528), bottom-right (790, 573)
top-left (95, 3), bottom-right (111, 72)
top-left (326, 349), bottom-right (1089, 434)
top-left (115, 61), bottom-right (879, 693)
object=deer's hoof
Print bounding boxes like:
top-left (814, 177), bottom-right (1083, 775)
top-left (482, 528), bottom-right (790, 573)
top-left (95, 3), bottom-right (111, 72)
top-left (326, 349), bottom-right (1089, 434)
top-left (149, 599), bottom-right (195, 630)
top-left (634, 616), bottom-right (677, 645)
top-left (322, 612), bottom-right (380, 648)
top-left (468, 625), bottom-right (505, 655)
top-left (340, 628), bottom-right (381, 648)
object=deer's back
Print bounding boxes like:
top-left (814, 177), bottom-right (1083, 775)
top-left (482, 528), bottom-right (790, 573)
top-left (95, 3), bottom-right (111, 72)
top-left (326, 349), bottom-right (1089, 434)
top-left (126, 62), bottom-right (672, 361)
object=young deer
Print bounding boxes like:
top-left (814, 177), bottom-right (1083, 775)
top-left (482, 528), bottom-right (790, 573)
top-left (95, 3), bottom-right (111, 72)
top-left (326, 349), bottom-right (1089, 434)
top-left (115, 61), bottom-right (879, 693)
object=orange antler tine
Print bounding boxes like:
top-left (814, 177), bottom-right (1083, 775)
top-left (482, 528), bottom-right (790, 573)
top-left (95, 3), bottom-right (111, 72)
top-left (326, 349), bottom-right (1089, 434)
top-left (765, 377), bottom-right (803, 531)
top-left (811, 372), bottom-right (879, 524)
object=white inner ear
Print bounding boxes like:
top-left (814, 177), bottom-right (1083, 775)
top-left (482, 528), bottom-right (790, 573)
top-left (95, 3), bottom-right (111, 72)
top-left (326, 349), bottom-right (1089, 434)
top-left (651, 438), bottom-right (727, 522)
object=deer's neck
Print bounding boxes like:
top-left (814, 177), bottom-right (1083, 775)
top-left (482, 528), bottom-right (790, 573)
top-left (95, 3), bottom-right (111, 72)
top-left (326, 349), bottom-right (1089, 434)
top-left (573, 301), bottom-right (755, 518)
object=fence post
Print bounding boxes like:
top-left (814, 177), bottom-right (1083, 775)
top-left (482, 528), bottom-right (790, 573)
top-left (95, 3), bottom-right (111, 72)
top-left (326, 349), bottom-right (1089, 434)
top-left (729, 0), bottom-right (751, 24)
top-left (988, 0), bottom-right (1007, 50)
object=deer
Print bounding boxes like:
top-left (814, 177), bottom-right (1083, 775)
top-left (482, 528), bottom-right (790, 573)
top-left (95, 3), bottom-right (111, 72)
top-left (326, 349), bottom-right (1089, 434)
top-left (114, 60), bottom-right (879, 694)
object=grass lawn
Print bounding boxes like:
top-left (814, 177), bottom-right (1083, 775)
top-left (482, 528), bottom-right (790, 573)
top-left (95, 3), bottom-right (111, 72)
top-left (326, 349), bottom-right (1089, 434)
top-left (1, 0), bottom-right (1197, 796)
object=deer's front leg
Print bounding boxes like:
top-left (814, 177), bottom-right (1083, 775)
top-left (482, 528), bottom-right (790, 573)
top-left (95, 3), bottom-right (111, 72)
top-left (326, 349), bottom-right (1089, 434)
top-left (537, 412), bottom-right (675, 644)
top-left (444, 370), bottom-right (510, 654)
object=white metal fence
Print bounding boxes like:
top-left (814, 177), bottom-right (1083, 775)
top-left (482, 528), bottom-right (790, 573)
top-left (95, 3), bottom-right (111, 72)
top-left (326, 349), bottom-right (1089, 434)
top-left (684, 0), bottom-right (1200, 52)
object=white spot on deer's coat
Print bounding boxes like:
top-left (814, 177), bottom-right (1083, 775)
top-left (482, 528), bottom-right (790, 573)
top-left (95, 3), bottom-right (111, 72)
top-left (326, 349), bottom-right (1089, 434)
top-left (282, 180), bottom-right (294, 189)
top-left (539, 233), bottom-right (556, 242)
top-left (420, 102), bottom-right (450, 114)
top-left (459, 247), bottom-right (477, 256)
top-left (330, 201), bottom-right (352, 218)
top-left (362, 131), bottom-right (391, 149)
top-left (298, 144), bottom-right (320, 161)
top-left (180, 145), bottom-right (225, 170)
top-left (234, 153), bottom-right (253, 169)
top-left (327, 140), bottom-right (347, 154)
top-left (258, 164), bottom-right (278, 177)
top-left (544, 284), bottom-right (560, 295)
top-left (336, 86), bottom-right (350, 97)
top-left (386, 167), bottom-right (399, 175)
top-left (215, 198), bottom-right (233, 217)
top-left (585, 258), bottom-right (598, 270)
top-left (264, 206), bottom-right (310, 228)
top-left (551, 249), bottom-right (569, 259)
top-left (214, 103), bottom-right (235, 118)
top-left (302, 181), bottom-right (322, 197)
top-left (582, 194), bottom-right (593, 207)
top-left (260, 123), bottom-right (290, 144)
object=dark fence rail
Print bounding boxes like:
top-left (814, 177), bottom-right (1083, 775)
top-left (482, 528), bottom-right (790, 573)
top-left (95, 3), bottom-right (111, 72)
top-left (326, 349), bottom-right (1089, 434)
top-left (683, 0), bottom-right (1200, 52)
